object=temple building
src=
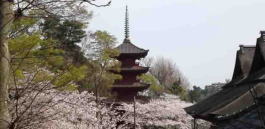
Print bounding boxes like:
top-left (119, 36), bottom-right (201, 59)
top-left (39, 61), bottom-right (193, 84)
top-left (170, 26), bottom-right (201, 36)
top-left (185, 31), bottom-right (265, 129)
top-left (111, 6), bottom-right (150, 101)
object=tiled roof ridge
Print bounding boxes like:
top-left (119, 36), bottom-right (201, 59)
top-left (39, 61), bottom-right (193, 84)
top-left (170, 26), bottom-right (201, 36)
top-left (230, 44), bottom-right (255, 82)
top-left (124, 40), bottom-right (148, 51)
top-left (249, 34), bottom-right (265, 74)
top-left (239, 44), bottom-right (256, 48)
top-left (116, 39), bottom-right (149, 54)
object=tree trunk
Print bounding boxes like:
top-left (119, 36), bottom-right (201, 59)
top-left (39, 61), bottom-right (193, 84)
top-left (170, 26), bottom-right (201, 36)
top-left (0, 1), bottom-right (13, 129)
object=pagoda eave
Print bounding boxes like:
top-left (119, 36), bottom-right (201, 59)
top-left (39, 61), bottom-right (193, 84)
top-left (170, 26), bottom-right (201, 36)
top-left (110, 67), bottom-right (149, 74)
top-left (112, 83), bottom-right (150, 91)
top-left (116, 51), bottom-right (148, 59)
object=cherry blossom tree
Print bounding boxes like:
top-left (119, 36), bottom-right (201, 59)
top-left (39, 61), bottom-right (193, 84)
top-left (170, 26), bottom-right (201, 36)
top-left (0, 0), bottom-right (110, 128)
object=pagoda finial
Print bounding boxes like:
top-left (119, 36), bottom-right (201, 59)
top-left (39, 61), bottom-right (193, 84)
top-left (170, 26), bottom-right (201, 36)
top-left (124, 5), bottom-right (130, 41)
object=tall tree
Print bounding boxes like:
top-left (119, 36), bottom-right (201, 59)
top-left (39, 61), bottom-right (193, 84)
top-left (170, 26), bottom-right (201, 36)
top-left (7, 17), bottom-right (90, 129)
top-left (189, 86), bottom-right (203, 103)
top-left (41, 17), bottom-right (87, 64)
top-left (149, 57), bottom-right (190, 90)
top-left (81, 31), bottom-right (120, 126)
top-left (0, 1), bottom-right (13, 128)
top-left (82, 30), bottom-right (120, 99)
top-left (138, 74), bottom-right (164, 97)
top-left (0, 0), bottom-right (110, 128)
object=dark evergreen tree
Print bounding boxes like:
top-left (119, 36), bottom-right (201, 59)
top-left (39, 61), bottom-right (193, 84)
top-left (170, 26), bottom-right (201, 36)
top-left (41, 17), bottom-right (87, 65)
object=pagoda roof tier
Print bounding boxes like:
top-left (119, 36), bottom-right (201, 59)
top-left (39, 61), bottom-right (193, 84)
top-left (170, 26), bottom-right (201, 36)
top-left (112, 82), bottom-right (150, 91)
top-left (115, 39), bottom-right (149, 59)
top-left (111, 66), bottom-right (149, 73)
top-left (116, 53), bottom-right (148, 60)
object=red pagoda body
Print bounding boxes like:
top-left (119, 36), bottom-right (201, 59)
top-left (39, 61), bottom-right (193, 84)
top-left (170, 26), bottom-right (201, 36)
top-left (112, 6), bottom-right (150, 101)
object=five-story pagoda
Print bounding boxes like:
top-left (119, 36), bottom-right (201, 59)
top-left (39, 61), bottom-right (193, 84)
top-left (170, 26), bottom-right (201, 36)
top-left (112, 6), bottom-right (150, 101)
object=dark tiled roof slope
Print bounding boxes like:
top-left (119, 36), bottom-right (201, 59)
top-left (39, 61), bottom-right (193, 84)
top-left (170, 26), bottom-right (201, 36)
top-left (185, 32), bottom-right (265, 122)
top-left (250, 37), bottom-right (265, 74)
top-left (232, 45), bottom-right (255, 80)
top-left (116, 39), bottom-right (149, 54)
top-left (222, 45), bottom-right (255, 88)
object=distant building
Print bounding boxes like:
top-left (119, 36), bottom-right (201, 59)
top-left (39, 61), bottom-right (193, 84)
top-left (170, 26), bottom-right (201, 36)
top-left (185, 31), bottom-right (265, 129)
top-left (111, 6), bottom-right (150, 101)
top-left (204, 82), bottom-right (225, 97)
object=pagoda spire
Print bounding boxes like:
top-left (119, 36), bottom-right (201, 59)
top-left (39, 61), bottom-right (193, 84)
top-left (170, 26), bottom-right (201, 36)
top-left (124, 5), bottom-right (130, 42)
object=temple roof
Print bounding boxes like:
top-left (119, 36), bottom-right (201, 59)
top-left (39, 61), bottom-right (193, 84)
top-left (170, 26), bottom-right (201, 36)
top-left (249, 32), bottom-right (265, 74)
top-left (185, 77), bottom-right (265, 121)
top-left (185, 31), bottom-right (265, 122)
top-left (232, 45), bottom-right (255, 80)
top-left (116, 39), bottom-right (149, 55)
top-left (222, 45), bottom-right (255, 88)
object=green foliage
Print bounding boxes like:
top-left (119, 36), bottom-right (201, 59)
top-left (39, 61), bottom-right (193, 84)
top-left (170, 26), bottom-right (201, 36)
top-left (41, 17), bottom-right (87, 64)
top-left (41, 16), bottom-right (60, 39)
top-left (14, 69), bottom-right (24, 79)
top-left (53, 65), bottom-right (88, 90)
top-left (188, 86), bottom-right (204, 103)
top-left (10, 17), bottom-right (38, 37)
top-left (79, 30), bottom-right (121, 97)
top-left (32, 69), bottom-right (54, 83)
top-left (9, 34), bottom-right (42, 56)
top-left (91, 31), bottom-right (116, 47)
top-left (8, 15), bottom-right (122, 97)
top-left (60, 20), bottom-right (86, 45)
top-left (12, 17), bottom-right (37, 30)
top-left (138, 74), bottom-right (164, 97)
top-left (169, 82), bottom-right (190, 101)
top-left (170, 83), bottom-right (185, 95)
top-left (42, 17), bottom-right (86, 47)
top-left (102, 48), bottom-right (119, 61)
top-left (88, 31), bottom-right (118, 59)
top-left (9, 33), bottom-right (65, 70)
top-left (8, 18), bottom-right (88, 91)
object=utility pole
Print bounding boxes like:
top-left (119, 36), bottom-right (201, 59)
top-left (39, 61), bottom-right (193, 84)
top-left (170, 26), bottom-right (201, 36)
top-left (193, 118), bottom-right (197, 129)
top-left (134, 97), bottom-right (136, 129)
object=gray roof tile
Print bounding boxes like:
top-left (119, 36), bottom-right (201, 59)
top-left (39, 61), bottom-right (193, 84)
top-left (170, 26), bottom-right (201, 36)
top-left (116, 39), bottom-right (148, 54)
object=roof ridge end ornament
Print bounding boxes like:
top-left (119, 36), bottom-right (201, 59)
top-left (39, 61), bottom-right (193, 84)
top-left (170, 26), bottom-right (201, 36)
top-left (239, 44), bottom-right (244, 54)
top-left (260, 31), bottom-right (265, 41)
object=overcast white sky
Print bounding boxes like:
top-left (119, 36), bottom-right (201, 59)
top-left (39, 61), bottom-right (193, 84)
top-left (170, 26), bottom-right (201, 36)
top-left (88, 0), bottom-right (265, 87)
